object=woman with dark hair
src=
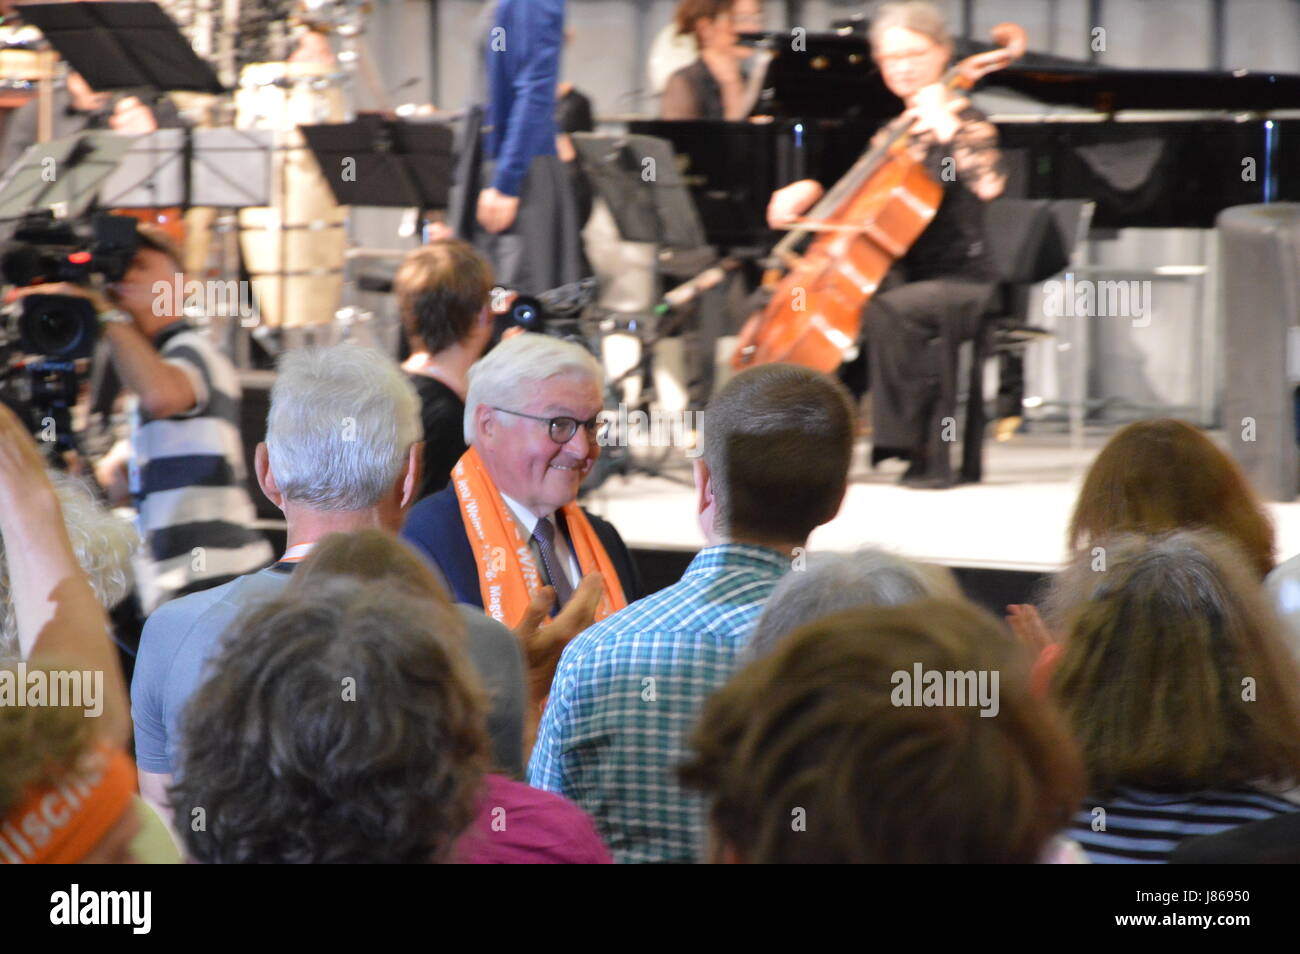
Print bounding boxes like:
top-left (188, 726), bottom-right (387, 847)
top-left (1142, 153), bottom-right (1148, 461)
top-left (394, 239), bottom-right (495, 498)
top-left (1045, 531), bottom-right (1300, 863)
top-left (660, 0), bottom-right (752, 120)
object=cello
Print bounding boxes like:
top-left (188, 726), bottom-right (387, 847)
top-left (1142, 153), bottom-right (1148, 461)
top-left (731, 22), bottom-right (1027, 373)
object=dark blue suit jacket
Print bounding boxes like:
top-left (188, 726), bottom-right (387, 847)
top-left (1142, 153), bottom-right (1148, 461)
top-left (483, 0), bottom-right (564, 196)
top-left (401, 484), bottom-right (641, 611)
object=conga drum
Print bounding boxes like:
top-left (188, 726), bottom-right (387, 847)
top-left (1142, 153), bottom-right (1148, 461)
top-left (235, 61), bottom-right (348, 329)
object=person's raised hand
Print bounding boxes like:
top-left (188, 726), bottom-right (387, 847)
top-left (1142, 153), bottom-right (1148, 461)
top-left (513, 572), bottom-right (604, 701)
top-left (0, 402), bottom-right (54, 516)
top-left (1005, 603), bottom-right (1053, 655)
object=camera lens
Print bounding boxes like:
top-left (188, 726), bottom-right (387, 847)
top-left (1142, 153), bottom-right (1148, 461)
top-left (17, 294), bottom-right (99, 359)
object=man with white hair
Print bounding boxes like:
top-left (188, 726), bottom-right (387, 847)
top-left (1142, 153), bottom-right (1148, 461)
top-left (402, 332), bottom-right (640, 628)
top-left (131, 342), bottom-right (528, 816)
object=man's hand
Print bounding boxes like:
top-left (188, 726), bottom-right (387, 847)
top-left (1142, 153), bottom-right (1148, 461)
top-left (513, 572), bottom-right (604, 702)
top-left (109, 96), bottom-right (158, 136)
top-left (477, 187), bottom-right (520, 234)
top-left (9, 281), bottom-right (112, 317)
top-left (513, 572), bottom-right (604, 750)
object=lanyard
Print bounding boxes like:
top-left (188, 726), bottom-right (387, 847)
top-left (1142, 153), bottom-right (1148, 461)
top-left (271, 542), bottom-right (315, 573)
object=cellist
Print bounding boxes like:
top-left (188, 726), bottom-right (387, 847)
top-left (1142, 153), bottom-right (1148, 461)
top-left (767, 1), bottom-right (1008, 488)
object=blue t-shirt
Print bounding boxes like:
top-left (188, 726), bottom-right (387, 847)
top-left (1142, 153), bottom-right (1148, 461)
top-left (131, 567), bottom-right (527, 777)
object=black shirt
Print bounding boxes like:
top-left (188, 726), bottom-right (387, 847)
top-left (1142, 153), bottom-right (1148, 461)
top-left (409, 374), bottom-right (468, 499)
top-left (661, 59), bottom-right (749, 120)
top-left (869, 104), bottom-right (1004, 282)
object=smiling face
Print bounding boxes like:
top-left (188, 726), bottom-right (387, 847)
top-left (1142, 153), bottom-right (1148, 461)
top-left (477, 372), bottom-right (603, 518)
top-left (874, 26), bottom-right (949, 102)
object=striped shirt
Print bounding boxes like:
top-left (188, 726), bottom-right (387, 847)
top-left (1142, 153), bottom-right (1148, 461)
top-left (128, 322), bottom-right (271, 613)
top-left (1070, 785), bottom-right (1300, 863)
top-left (528, 543), bottom-right (789, 864)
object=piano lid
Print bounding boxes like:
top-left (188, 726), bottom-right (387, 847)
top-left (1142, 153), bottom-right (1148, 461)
top-left (744, 30), bottom-right (1300, 118)
top-left (981, 66), bottom-right (1300, 114)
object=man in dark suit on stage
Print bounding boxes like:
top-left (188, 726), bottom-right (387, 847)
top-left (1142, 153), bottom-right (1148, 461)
top-left (401, 332), bottom-right (639, 628)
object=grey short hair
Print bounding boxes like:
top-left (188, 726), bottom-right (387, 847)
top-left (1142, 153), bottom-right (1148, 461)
top-left (0, 472), bottom-right (138, 659)
top-left (869, 0), bottom-right (950, 50)
top-left (746, 547), bottom-right (960, 660)
top-left (463, 333), bottom-right (604, 445)
top-left (267, 343), bottom-right (422, 512)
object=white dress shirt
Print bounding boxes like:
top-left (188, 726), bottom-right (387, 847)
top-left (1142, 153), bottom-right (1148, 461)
top-left (500, 492), bottom-right (581, 591)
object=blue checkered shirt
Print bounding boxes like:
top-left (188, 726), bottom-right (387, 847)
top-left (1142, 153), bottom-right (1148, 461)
top-left (527, 543), bottom-right (789, 863)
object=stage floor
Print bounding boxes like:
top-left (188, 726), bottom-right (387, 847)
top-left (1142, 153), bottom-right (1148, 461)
top-left (583, 428), bottom-right (1300, 574)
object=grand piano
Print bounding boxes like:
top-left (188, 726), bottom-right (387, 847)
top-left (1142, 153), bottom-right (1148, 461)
top-left (628, 29), bottom-right (1300, 248)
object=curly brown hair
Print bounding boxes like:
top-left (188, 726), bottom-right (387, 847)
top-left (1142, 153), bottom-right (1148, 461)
top-left (1068, 418), bottom-right (1275, 578)
top-left (172, 578), bottom-right (490, 863)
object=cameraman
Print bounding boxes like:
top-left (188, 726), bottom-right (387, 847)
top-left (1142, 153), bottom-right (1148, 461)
top-left (12, 226), bottom-right (272, 614)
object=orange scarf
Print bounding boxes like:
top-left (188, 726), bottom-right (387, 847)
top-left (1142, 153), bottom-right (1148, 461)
top-left (451, 446), bottom-right (628, 627)
top-left (0, 744), bottom-right (136, 864)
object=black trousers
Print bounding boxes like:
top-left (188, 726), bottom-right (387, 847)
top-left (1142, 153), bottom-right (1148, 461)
top-left (469, 155), bottom-right (588, 296)
top-left (858, 272), bottom-right (994, 480)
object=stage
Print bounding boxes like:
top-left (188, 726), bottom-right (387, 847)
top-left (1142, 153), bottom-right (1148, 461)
top-left (584, 427), bottom-right (1300, 609)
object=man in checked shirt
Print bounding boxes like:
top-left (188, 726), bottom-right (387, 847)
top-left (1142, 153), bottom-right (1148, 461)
top-left (528, 364), bottom-right (856, 863)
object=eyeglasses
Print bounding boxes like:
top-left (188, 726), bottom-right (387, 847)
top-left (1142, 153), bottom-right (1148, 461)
top-left (491, 406), bottom-right (606, 445)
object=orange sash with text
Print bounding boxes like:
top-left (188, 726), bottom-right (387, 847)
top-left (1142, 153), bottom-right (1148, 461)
top-left (451, 446), bottom-right (628, 627)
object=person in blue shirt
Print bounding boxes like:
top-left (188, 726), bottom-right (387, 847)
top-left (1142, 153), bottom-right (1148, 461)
top-left (468, 0), bottom-right (586, 295)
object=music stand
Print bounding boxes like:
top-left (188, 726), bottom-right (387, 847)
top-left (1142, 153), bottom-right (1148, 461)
top-left (98, 128), bottom-right (187, 208)
top-left (189, 129), bottom-right (275, 208)
top-left (570, 133), bottom-right (717, 490)
top-left (299, 116), bottom-right (455, 212)
top-left (17, 2), bottom-right (224, 94)
top-left (572, 132), bottom-right (708, 252)
top-left (0, 132), bottom-right (133, 222)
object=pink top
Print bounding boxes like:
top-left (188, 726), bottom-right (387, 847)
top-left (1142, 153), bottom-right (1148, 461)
top-left (456, 775), bottom-right (612, 864)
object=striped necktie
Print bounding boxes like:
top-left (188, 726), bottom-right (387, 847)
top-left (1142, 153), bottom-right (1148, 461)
top-left (532, 516), bottom-right (575, 609)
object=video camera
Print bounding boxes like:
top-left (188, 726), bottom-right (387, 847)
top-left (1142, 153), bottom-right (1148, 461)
top-left (489, 276), bottom-right (599, 350)
top-left (0, 211), bottom-right (141, 457)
